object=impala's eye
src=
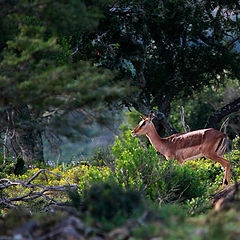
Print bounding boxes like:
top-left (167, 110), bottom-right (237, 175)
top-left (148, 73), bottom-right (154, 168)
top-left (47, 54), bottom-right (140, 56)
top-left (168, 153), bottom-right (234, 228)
top-left (141, 121), bottom-right (146, 127)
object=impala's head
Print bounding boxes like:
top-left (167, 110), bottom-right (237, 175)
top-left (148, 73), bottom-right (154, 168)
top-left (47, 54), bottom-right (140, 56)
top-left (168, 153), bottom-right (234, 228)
top-left (132, 111), bottom-right (155, 136)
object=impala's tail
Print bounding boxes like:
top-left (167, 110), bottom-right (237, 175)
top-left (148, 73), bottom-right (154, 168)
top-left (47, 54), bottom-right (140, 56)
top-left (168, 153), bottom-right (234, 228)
top-left (215, 137), bottom-right (227, 156)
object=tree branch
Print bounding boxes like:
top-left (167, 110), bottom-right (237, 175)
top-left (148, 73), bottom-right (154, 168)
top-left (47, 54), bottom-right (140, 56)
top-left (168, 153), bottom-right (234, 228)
top-left (180, 106), bottom-right (190, 133)
top-left (0, 169), bottom-right (79, 210)
top-left (205, 97), bottom-right (240, 129)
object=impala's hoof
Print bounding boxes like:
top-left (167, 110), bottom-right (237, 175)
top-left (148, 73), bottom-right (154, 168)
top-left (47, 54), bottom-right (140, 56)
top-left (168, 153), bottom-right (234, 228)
top-left (224, 179), bottom-right (229, 185)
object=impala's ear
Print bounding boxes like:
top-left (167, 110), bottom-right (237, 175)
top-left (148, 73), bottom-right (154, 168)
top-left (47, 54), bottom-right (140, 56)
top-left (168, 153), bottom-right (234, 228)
top-left (140, 115), bottom-right (146, 120)
top-left (149, 111), bottom-right (155, 121)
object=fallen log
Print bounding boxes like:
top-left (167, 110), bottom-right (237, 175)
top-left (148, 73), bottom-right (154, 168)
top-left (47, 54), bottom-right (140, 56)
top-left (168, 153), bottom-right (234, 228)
top-left (213, 181), bottom-right (240, 211)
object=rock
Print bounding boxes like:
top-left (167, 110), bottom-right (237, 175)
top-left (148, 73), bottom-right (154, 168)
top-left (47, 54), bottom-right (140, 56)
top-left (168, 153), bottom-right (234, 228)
top-left (52, 216), bottom-right (86, 233)
top-left (140, 210), bottom-right (163, 223)
top-left (108, 226), bottom-right (130, 240)
top-left (91, 236), bottom-right (105, 240)
top-left (12, 220), bottom-right (40, 238)
top-left (53, 225), bottom-right (85, 240)
top-left (48, 216), bottom-right (86, 240)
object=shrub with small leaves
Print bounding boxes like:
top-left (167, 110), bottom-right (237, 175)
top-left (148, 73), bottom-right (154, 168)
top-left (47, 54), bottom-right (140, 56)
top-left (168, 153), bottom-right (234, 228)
top-left (186, 196), bottom-right (212, 216)
top-left (111, 131), bottom-right (208, 203)
top-left (229, 136), bottom-right (240, 181)
top-left (0, 155), bottom-right (18, 178)
top-left (81, 182), bottom-right (144, 229)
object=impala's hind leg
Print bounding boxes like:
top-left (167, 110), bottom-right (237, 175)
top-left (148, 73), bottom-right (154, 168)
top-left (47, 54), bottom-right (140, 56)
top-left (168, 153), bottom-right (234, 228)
top-left (203, 153), bottom-right (231, 187)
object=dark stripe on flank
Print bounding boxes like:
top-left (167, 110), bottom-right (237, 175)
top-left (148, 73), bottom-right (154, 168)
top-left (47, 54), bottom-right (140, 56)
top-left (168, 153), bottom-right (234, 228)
top-left (215, 138), bottom-right (223, 153)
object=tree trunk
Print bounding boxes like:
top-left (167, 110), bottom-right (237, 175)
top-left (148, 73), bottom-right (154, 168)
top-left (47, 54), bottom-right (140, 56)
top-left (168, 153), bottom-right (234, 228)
top-left (153, 111), bottom-right (178, 136)
top-left (6, 105), bottom-right (44, 165)
top-left (205, 97), bottom-right (240, 129)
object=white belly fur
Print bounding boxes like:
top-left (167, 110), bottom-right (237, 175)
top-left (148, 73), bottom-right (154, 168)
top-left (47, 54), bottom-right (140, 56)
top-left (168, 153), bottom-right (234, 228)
top-left (182, 153), bottom-right (204, 163)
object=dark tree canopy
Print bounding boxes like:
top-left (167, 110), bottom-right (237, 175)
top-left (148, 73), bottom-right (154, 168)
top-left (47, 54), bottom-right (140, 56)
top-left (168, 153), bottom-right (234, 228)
top-left (0, 0), bottom-right (124, 111)
top-left (75, 0), bottom-right (240, 134)
top-left (0, 0), bottom-right (127, 164)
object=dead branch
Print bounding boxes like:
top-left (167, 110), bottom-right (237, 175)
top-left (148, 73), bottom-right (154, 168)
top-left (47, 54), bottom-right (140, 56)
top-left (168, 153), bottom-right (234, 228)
top-left (0, 169), bottom-right (79, 210)
top-left (180, 106), bottom-right (190, 133)
top-left (3, 109), bottom-right (11, 164)
top-left (26, 169), bottom-right (70, 185)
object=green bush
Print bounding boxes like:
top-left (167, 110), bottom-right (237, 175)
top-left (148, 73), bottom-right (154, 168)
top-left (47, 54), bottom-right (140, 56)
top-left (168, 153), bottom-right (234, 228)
top-left (81, 182), bottom-right (144, 229)
top-left (187, 159), bottom-right (222, 184)
top-left (185, 196), bottom-right (212, 216)
top-left (88, 146), bottom-right (114, 167)
top-left (112, 131), bottom-right (160, 191)
top-left (132, 204), bottom-right (187, 239)
top-left (228, 136), bottom-right (240, 182)
top-left (158, 162), bottom-right (208, 203)
top-left (0, 154), bottom-right (17, 178)
top-left (111, 131), bottom-right (208, 203)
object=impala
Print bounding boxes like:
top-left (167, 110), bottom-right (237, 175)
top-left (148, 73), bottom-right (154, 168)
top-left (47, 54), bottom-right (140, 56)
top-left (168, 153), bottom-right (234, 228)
top-left (132, 112), bottom-right (231, 187)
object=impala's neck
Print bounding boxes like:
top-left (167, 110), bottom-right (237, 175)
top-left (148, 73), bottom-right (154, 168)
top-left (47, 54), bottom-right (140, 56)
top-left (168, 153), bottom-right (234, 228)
top-left (146, 124), bottom-right (166, 155)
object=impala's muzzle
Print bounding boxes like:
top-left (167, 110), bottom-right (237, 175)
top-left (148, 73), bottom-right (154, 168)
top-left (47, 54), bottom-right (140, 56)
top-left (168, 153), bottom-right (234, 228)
top-left (131, 131), bottom-right (137, 137)
top-left (131, 127), bottom-right (139, 137)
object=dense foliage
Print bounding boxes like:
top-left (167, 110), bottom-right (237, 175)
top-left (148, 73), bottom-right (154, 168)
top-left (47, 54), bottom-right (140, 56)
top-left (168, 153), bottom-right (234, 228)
top-left (112, 131), bottom-right (208, 202)
top-left (1, 133), bottom-right (240, 238)
top-left (2, 133), bottom-right (240, 202)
